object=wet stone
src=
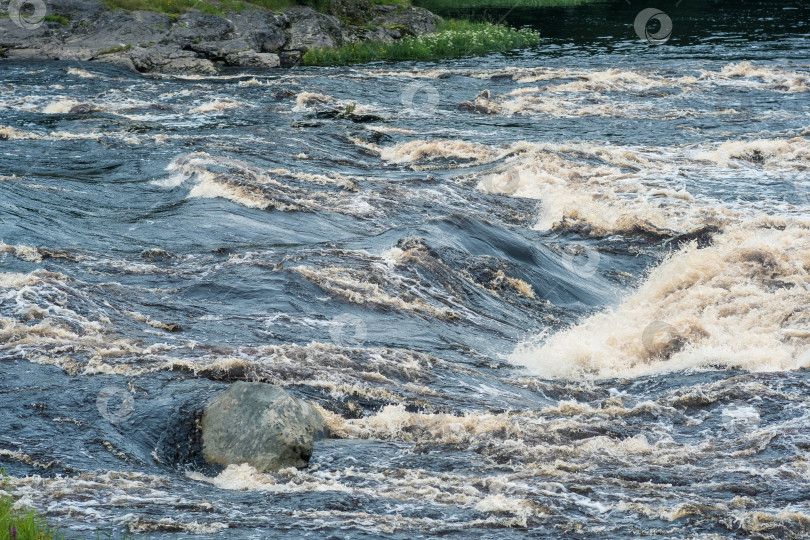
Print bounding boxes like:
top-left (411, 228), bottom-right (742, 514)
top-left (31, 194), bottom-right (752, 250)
top-left (201, 381), bottom-right (327, 472)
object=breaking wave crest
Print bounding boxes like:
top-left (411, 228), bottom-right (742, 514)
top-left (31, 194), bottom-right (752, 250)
top-left (511, 225), bottom-right (810, 379)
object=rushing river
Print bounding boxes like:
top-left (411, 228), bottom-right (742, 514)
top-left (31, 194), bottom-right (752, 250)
top-left (1, 1), bottom-right (810, 538)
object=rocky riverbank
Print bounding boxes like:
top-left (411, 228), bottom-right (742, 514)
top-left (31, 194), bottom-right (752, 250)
top-left (0, 0), bottom-right (440, 73)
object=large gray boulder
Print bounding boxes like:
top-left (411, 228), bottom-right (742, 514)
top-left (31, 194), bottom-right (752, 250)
top-left (188, 38), bottom-right (251, 60)
top-left (186, 38), bottom-right (279, 68)
top-left (43, 0), bottom-right (105, 21)
top-left (0, 0), bottom-right (68, 52)
top-left (58, 10), bottom-right (171, 60)
top-left (282, 6), bottom-right (344, 52)
top-left (0, 0), bottom-right (442, 73)
top-left (0, 20), bottom-right (58, 52)
top-left (226, 10), bottom-right (287, 53)
top-left (0, 0), bottom-right (104, 25)
top-left (372, 5), bottom-right (440, 36)
top-left (225, 50), bottom-right (280, 68)
top-left (128, 45), bottom-right (216, 74)
top-left (201, 382), bottom-right (326, 472)
top-left (329, 0), bottom-right (374, 25)
top-left (165, 13), bottom-right (235, 46)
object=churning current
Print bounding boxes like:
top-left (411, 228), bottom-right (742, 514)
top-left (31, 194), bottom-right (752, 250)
top-left (1, 2), bottom-right (810, 538)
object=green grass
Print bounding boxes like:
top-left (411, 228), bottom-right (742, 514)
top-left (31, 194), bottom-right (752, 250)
top-left (0, 470), bottom-right (64, 540)
top-left (0, 12), bottom-right (69, 23)
top-left (303, 18), bottom-right (540, 65)
top-left (0, 468), bottom-right (152, 540)
top-left (43, 14), bottom-right (71, 25)
top-left (99, 43), bottom-right (133, 54)
top-left (415, 0), bottom-right (602, 8)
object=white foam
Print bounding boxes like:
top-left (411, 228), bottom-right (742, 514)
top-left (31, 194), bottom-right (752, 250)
top-left (511, 225), bottom-right (810, 380)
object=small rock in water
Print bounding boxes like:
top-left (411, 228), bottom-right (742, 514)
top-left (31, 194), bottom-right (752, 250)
top-left (68, 103), bottom-right (99, 114)
top-left (201, 381), bottom-right (326, 472)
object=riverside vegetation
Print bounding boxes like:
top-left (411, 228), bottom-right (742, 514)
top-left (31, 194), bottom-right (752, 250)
top-left (106, 0), bottom-right (543, 64)
top-left (303, 18), bottom-right (540, 65)
top-left (1, 470), bottom-right (63, 540)
top-left (1, 470), bottom-right (139, 539)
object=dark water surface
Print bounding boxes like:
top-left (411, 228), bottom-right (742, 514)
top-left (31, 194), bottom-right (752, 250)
top-left (1, 1), bottom-right (809, 538)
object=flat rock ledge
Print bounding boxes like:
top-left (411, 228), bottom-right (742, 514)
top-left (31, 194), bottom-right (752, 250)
top-left (201, 381), bottom-right (327, 472)
top-left (0, 0), bottom-right (440, 73)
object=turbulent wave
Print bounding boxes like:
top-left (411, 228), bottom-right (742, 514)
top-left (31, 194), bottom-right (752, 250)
top-left (368, 135), bottom-right (808, 236)
top-left (511, 225), bottom-right (810, 379)
top-left (163, 152), bottom-right (373, 215)
top-left (695, 137), bottom-right (810, 170)
top-left (706, 61), bottom-right (810, 93)
top-left (3, 44), bottom-right (810, 539)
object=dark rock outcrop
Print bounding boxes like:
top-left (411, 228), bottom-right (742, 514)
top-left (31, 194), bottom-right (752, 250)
top-left (128, 45), bottom-right (217, 75)
top-left (224, 50), bottom-right (280, 68)
top-left (226, 10), bottom-right (288, 53)
top-left (166, 13), bottom-right (235, 46)
top-left (0, 0), bottom-right (441, 73)
top-left (46, 0), bottom-right (104, 20)
top-left (372, 5), bottom-right (440, 36)
top-left (280, 6), bottom-right (345, 66)
top-left (201, 381), bottom-right (327, 472)
top-left (188, 38), bottom-right (252, 59)
top-left (58, 10), bottom-right (171, 61)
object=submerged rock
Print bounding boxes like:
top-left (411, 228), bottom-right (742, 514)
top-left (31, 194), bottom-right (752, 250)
top-left (458, 90), bottom-right (501, 115)
top-left (201, 381), bottom-right (326, 472)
